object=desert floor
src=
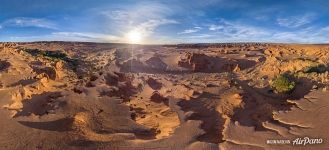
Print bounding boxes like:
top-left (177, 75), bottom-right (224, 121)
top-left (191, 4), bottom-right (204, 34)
top-left (0, 42), bottom-right (328, 150)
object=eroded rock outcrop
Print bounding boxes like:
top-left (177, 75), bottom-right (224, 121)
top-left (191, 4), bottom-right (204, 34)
top-left (178, 52), bottom-right (247, 73)
top-left (178, 52), bottom-right (210, 72)
top-left (146, 77), bottom-right (162, 90)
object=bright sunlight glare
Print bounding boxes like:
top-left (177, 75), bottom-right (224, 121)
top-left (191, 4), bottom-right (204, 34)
top-left (127, 30), bottom-right (142, 44)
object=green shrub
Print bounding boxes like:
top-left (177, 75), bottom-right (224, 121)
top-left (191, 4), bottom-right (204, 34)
top-left (271, 75), bottom-right (296, 93)
top-left (24, 48), bottom-right (79, 68)
top-left (303, 64), bottom-right (328, 73)
top-left (24, 49), bottom-right (42, 56)
top-left (43, 51), bottom-right (68, 60)
top-left (25, 49), bottom-right (67, 60)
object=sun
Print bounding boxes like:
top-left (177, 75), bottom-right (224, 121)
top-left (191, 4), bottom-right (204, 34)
top-left (127, 30), bottom-right (142, 44)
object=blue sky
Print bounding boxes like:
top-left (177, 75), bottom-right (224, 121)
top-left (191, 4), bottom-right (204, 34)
top-left (1, 0), bottom-right (329, 44)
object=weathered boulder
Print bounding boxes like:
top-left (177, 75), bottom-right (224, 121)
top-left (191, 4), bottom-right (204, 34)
top-left (150, 91), bottom-right (168, 105)
top-left (146, 77), bottom-right (162, 90)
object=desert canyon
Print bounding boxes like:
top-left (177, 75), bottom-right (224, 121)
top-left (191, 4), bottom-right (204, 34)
top-left (0, 42), bottom-right (328, 149)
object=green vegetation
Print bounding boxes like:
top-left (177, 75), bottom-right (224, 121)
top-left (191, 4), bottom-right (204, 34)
top-left (271, 74), bottom-right (296, 94)
top-left (25, 49), bottom-right (68, 60)
top-left (24, 48), bottom-right (79, 69)
top-left (302, 64), bottom-right (328, 74)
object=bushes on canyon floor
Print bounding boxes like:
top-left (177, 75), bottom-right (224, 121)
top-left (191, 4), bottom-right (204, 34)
top-left (25, 49), bottom-right (68, 61)
top-left (24, 49), bottom-right (79, 68)
top-left (303, 64), bottom-right (328, 74)
top-left (270, 74), bottom-right (296, 94)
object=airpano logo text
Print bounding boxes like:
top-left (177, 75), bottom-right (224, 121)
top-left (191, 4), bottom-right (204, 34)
top-left (292, 137), bottom-right (323, 146)
top-left (267, 137), bottom-right (323, 146)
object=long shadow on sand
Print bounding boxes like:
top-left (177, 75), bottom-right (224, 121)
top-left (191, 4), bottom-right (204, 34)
top-left (8, 79), bottom-right (38, 87)
top-left (13, 92), bottom-right (65, 117)
top-left (18, 117), bottom-right (74, 132)
top-left (231, 76), bottom-right (316, 131)
top-left (0, 60), bottom-right (10, 71)
top-left (177, 92), bottom-right (224, 144)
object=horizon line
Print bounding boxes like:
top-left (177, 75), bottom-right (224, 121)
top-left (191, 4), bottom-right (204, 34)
top-left (1, 40), bottom-right (329, 46)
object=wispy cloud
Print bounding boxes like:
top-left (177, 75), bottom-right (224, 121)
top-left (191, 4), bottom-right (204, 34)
top-left (176, 19), bottom-right (273, 43)
top-left (0, 17), bottom-right (57, 29)
top-left (7, 32), bottom-right (122, 43)
top-left (102, 2), bottom-right (173, 22)
top-left (208, 19), bottom-right (270, 38)
top-left (322, 26), bottom-right (329, 32)
top-left (276, 13), bottom-right (315, 28)
top-left (131, 19), bottom-right (178, 37)
top-left (178, 27), bottom-right (202, 34)
top-left (99, 1), bottom-right (179, 43)
top-left (269, 26), bottom-right (329, 43)
top-left (209, 24), bottom-right (223, 31)
top-left (179, 29), bottom-right (198, 34)
top-left (181, 34), bottom-right (214, 39)
top-left (52, 32), bottom-right (122, 42)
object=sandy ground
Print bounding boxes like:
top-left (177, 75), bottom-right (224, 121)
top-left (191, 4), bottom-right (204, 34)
top-left (0, 42), bottom-right (329, 149)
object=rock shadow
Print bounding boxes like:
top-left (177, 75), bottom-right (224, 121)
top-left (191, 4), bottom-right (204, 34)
top-left (0, 60), bottom-right (10, 71)
top-left (18, 117), bottom-right (74, 132)
top-left (177, 92), bottom-right (224, 143)
top-left (9, 79), bottom-right (38, 87)
top-left (14, 92), bottom-right (65, 117)
top-left (231, 76), bottom-right (314, 131)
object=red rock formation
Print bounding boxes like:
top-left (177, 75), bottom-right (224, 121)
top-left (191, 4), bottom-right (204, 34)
top-left (150, 91), bottom-right (168, 105)
top-left (178, 52), bottom-right (210, 72)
